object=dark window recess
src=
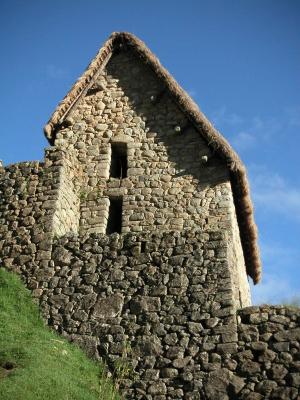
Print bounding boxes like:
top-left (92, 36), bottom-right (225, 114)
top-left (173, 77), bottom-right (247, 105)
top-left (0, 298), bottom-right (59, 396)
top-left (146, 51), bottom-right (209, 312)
top-left (106, 198), bottom-right (122, 234)
top-left (141, 241), bottom-right (146, 253)
top-left (110, 143), bottom-right (127, 178)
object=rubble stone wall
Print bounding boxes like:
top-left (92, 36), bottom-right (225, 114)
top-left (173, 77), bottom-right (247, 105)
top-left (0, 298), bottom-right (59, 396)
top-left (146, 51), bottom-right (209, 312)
top-left (0, 227), bottom-right (239, 399)
top-left (0, 152), bottom-right (56, 273)
top-left (1, 215), bottom-right (299, 398)
top-left (234, 306), bottom-right (300, 400)
top-left (49, 230), bottom-right (239, 399)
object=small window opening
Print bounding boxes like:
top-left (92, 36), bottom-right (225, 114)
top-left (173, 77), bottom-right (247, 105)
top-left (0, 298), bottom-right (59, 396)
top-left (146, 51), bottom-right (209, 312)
top-left (110, 143), bottom-right (127, 179)
top-left (106, 197), bottom-right (122, 234)
top-left (141, 241), bottom-right (146, 253)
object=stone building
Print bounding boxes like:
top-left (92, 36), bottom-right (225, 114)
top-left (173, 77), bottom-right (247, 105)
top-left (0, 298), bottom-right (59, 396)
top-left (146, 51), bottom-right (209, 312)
top-left (0, 33), bottom-right (299, 399)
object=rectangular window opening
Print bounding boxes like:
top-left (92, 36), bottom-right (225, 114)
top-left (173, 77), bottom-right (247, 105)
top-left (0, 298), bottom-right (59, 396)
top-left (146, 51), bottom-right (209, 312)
top-left (106, 197), bottom-right (122, 234)
top-left (110, 143), bottom-right (127, 179)
top-left (141, 241), bottom-right (146, 253)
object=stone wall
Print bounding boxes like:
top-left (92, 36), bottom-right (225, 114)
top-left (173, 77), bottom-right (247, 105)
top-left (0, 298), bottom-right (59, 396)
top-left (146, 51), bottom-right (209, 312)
top-left (0, 155), bottom-right (55, 274)
top-left (1, 44), bottom-right (299, 400)
top-left (51, 48), bottom-right (251, 306)
top-left (0, 158), bottom-right (299, 398)
top-left (0, 148), bottom-right (81, 277)
top-left (49, 230), bottom-right (239, 399)
top-left (0, 227), bottom-right (239, 399)
top-left (1, 218), bottom-right (299, 398)
top-left (234, 306), bottom-right (300, 399)
top-left (204, 306), bottom-right (300, 400)
top-left (56, 49), bottom-right (233, 237)
top-left (52, 148), bottom-right (82, 237)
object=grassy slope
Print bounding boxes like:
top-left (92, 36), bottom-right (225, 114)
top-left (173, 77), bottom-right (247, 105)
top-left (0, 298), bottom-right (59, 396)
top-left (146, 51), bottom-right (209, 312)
top-left (0, 268), bottom-right (118, 400)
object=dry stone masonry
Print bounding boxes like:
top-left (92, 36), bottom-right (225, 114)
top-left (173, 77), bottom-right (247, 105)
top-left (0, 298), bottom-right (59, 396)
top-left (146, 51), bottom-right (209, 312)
top-left (0, 32), bottom-right (299, 399)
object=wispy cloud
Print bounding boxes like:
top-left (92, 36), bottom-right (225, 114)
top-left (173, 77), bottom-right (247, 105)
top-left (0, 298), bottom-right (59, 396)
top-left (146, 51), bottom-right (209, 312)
top-left (251, 238), bottom-right (300, 304)
top-left (208, 107), bottom-right (300, 218)
top-left (208, 106), bottom-right (294, 152)
top-left (249, 165), bottom-right (300, 221)
top-left (260, 241), bottom-right (300, 272)
top-left (46, 64), bottom-right (68, 79)
top-left (285, 105), bottom-right (300, 127)
top-left (211, 106), bottom-right (244, 126)
top-left (208, 106), bottom-right (300, 304)
top-left (251, 272), bottom-right (300, 305)
top-left (187, 88), bottom-right (198, 99)
top-left (232, 131), bottom-right (256, 151)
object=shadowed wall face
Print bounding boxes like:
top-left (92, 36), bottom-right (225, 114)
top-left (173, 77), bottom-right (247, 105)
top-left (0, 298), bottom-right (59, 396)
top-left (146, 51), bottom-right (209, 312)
top-left (50, 48), bottom-right (251, 307)
top-left (55, 50), bottom-right (230, 235)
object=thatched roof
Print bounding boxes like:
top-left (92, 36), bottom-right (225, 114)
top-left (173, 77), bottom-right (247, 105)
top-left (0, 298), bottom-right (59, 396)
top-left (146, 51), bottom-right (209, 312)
top-left (44, 32), bottom-right (261, 284)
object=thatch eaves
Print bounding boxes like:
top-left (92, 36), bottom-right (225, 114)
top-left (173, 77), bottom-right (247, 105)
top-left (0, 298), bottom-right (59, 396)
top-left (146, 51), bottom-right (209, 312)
top-left (44, 32), bottom-right (261, 284)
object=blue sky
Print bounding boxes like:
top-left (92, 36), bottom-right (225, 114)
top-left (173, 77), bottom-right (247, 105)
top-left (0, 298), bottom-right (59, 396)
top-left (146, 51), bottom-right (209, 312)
top-left (0, 0), bottom-right (299, 304)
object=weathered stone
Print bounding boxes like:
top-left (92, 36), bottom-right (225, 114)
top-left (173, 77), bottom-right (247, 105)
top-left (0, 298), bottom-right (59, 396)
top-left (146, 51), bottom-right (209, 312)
top-left (250, 341), bottom-right (268, 352)
top-left (204, 368), bottom-right (232, 400)
top-left (52, 247), bottom-right (72, 265)
top-left (92, 293), bottom-right (124, 319)
top-left (172, 357), bottom-right (192, 369)
top-left (69, 334), bottom-right (100, 359)
top-left (136, 337), bottom-right (162, 357)
top-left (272, 341), bottom-right (290, 352)
top-left (268, 364), bottom-right (288, 380)
top-left (166, 347), bottom-right (184, 360)
top-left (204, 317), bottom-right (219, 328)
top-left (244, 393), bottom-right (264, 400)
top-left (161, 368), bottom-right (178, 378)
top-left (258, 349), bottom-right (277, 362)
top-left (286, 372), bottom-right (300, 387)
top-left (188, 322), bottom-right (203, 334)
top-left (148, 382), bottom-right (167, 395)
top-left (255, 380), bottom-right (277, 395)
top-left (271, 386), bottom-right (298, 400)
top-left (229, 374), bottom-right (245, 394)
top-left (249, 313), bottom-right (269, 324)
top-left (130, 296), bottom-right (161, 314)
top-left (274, 328), bottom-right (300, 342)
top-left (216, 343), bottom-right (238, 354)
top-left (239, 360), bottom-right (261, 376)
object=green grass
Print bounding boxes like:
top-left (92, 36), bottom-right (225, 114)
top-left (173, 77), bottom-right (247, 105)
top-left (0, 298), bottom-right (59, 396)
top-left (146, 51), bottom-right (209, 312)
top-left (0, 268), bottom-right (119, 400)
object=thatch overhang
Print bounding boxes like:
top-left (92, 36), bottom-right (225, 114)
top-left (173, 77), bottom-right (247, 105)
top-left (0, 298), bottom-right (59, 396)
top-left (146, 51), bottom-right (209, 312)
top-left (44, 32), bottom-right (261, 284)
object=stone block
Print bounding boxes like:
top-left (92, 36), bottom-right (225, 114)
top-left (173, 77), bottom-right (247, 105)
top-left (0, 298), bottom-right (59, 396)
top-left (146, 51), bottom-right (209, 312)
top-left (92, 293), bottom-right (124, 319)
top-left (274, 328), bottom-right (300, 342)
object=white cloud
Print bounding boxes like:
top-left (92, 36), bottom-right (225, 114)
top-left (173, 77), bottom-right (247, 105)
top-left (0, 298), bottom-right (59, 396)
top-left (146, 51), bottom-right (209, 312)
top-left (209, 107), bottom-right (287, 152)
top-left (232, 131), bottom-right (256, 151)
top-left (187, 89), bottom-right (198, 99)
top-left (249, 165), bottom-right (300, 220)
top-left (260, 241), bottom-right (298, 261)
top-left (285, 105), bottom-right (300, 127)
top-left (251, 273), bottom-right (300, 305)
top-left (46, 64), bottom-right (68, 79)
top-left (251, 236), bottom-right (300, 305)
top-left (211, 106), bottom-right (244, 126)
top-left (254, 189), bottom-right (300, 219)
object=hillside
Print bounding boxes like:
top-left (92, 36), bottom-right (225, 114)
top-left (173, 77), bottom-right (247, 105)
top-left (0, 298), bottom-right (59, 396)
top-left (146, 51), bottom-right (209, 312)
top-left (0, 268), bottom-right (119, 400)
